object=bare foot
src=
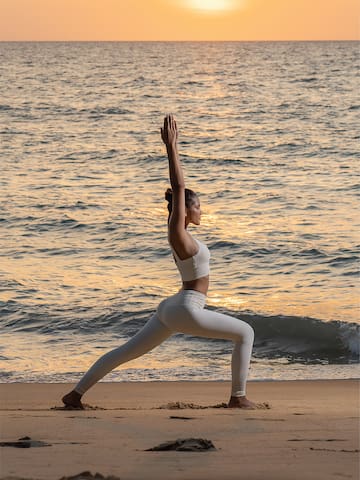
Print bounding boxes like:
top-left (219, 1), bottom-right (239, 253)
top-left (62, 390), bottom-right (84, 410)
top-left (228, 396), bottom-right (257, 409)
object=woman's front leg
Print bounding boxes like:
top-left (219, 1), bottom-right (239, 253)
top-left (178, 307), bottom-right (256, 408)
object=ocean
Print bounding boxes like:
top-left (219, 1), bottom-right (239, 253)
top-left (0, 41), bottom-right (359, 384)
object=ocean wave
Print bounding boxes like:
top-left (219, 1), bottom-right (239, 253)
top-left (292, 248), bottom-right (328, 258)
top-left (55, 201), bottom-right (103, 211)
top-left (325, 255), bottom-right (359, 266)
top-left (205, 309), bottom-right (359, 363)
top-left (86, 107), bottom-right (133, 116)
top-left (0, 301), bottom-right (358, 364)
top-left (0, 128), bottom-right (28, 135)
top-left (23, 216), bottom-right (93, 232)
top-left (247, 313), bottom-right (359, 362)
top-left (177, 153), bottom-right (248, 165)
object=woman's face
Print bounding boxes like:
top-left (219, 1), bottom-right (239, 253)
top-left (186, 197), bottom-right (201, 225)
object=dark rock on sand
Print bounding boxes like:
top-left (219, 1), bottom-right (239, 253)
top-left (59, 472), bottom-right (120, 480)
top-left (0, 436), bottom-right (51, 448)
top-left (146, 438), bottom-right (216, 452)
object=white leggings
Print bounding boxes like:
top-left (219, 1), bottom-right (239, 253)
top-left (74, 290), bottom-right (254, 397)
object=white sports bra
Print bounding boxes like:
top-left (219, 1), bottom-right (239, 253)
top-left (170, 238), bottom-right (210, 282)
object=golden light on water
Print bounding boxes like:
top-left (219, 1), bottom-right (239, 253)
top-left (209, 293), bottom-right (248, 309)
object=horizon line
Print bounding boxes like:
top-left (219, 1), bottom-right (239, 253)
top-left (0, 39), bottom-right (358, 43)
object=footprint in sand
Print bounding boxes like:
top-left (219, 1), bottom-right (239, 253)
top-left (246, 417), bottom-right (285, 421)
top-left (309, 447), bottom-right (359, 453)
top-left (288, 438), bottom-right (346, 442)
top-left (66, 416), bottom-right (99, 419)
top-left (169, 415), bottom-right (197, 420)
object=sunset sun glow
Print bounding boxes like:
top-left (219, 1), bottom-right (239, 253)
top-left (183, 0), bottom-right (244, 13)
top-left (187, 0), bottom-right (240, 12)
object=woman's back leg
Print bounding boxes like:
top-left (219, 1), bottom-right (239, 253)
top-left (72, 314), bottom-right (172, 396)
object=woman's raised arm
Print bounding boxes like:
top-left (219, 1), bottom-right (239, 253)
top-left (161, 115), bottom-right (198, 258)
top-left (161, 114), bottom-right (186, 236)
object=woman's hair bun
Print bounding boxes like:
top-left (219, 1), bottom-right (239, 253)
top-left (164, 187), bottom-right (197, 217)
top-left (165, 188), bottom-right (173, 203)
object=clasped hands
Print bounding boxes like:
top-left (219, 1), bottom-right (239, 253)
top-left (161, 114), bottom-right (178, 147)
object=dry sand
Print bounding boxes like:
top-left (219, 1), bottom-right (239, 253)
top-left (0, 380), bottom-right (358, 480)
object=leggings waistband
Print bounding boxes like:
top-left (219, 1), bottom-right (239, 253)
top-left (175, 289), bottom-right (207, 309)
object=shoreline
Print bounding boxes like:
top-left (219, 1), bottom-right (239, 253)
top-left (0, 378), bottom-right (357, 408)
top-left (0, 380), bottom-right (358, 479)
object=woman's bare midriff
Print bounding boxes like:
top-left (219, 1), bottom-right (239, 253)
top-left (182, 275), bottom-right (209, 296)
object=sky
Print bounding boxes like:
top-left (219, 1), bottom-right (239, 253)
top-left (0, 0), bottom-right (359, 41)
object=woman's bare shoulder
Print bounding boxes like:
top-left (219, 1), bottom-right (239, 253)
top-left (168, 230), bottom-right (198, 260)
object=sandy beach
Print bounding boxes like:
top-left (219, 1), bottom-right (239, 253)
top-left (0, 380), bottom-right (358, 480)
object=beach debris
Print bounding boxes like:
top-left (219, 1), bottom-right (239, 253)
top-left (146, 438), bottom-right (216, 452)
top-left (0, 436), bottom-right (51, 448)
top-left (59, 473), bottom-right (120, 480)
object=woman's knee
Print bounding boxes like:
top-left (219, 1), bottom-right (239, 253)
top-left (248, 323), bottom-right (255, 343)
top-left (236, 321), bottom-right (254, 344)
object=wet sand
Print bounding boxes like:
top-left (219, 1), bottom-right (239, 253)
top-left (0, 380), bottom-right (358, 480)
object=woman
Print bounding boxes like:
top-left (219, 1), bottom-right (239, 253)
top-left (62, 114), bottom-right (255, 409)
